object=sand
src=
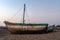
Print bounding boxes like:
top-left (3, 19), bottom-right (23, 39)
top-left (0, 27), bottom-right (60, 40)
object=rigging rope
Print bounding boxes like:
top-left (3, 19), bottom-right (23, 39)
top-left (25, 8), bottom-right (31, 23)
top-left (7, 4), bottom-right (31, 23)
top-left (7, 8), bottom-right (22, 21)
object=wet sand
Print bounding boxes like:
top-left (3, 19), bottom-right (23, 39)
top-left (0, 27), bottom-right (60, 40)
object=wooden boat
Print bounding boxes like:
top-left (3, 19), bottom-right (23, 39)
top-left (4, 4), bottom-right (54, 33)
top-left (4, 21), bottom-right (48, 33)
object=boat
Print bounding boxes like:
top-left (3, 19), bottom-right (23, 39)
top-left (4, 4), bottom-right (54, 34)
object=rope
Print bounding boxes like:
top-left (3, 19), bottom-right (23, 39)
top-left (25, 8), bottom-right (31, 23)
top-left (7, 4), bottom-right (31, 24)
top-left (7, 8), bottom-right (22, 21)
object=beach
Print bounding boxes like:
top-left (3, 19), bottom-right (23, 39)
top-left (0, 27), bottom-right (60, 40)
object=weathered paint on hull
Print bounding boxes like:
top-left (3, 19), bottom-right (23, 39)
top-left (7, 25), bottom-right (47, 33)
top-left (4, 21), bottom-right (48, 33)
top-left (8, 25), bottom-right (46, 30)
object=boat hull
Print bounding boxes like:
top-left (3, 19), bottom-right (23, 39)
top-left (4, 21), bottom-right (48, 33)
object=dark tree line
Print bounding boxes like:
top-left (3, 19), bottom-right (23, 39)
top-left (56, 25), bottom-right (60, 27)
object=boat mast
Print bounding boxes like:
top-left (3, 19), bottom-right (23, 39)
top-left (23, 4), bottom-right (26, 24)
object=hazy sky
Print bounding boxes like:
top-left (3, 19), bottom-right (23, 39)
top-left (0, 0), bottom-right (60, 26)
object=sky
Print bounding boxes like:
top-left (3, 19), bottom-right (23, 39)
top-left (0, 0), bottom-right (60, 26)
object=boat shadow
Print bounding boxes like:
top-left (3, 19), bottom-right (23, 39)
top-left (11, 30), bottom-right (57, 35)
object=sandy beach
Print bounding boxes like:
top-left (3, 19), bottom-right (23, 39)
top-left (0, 27), bottom-right (60, 40)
